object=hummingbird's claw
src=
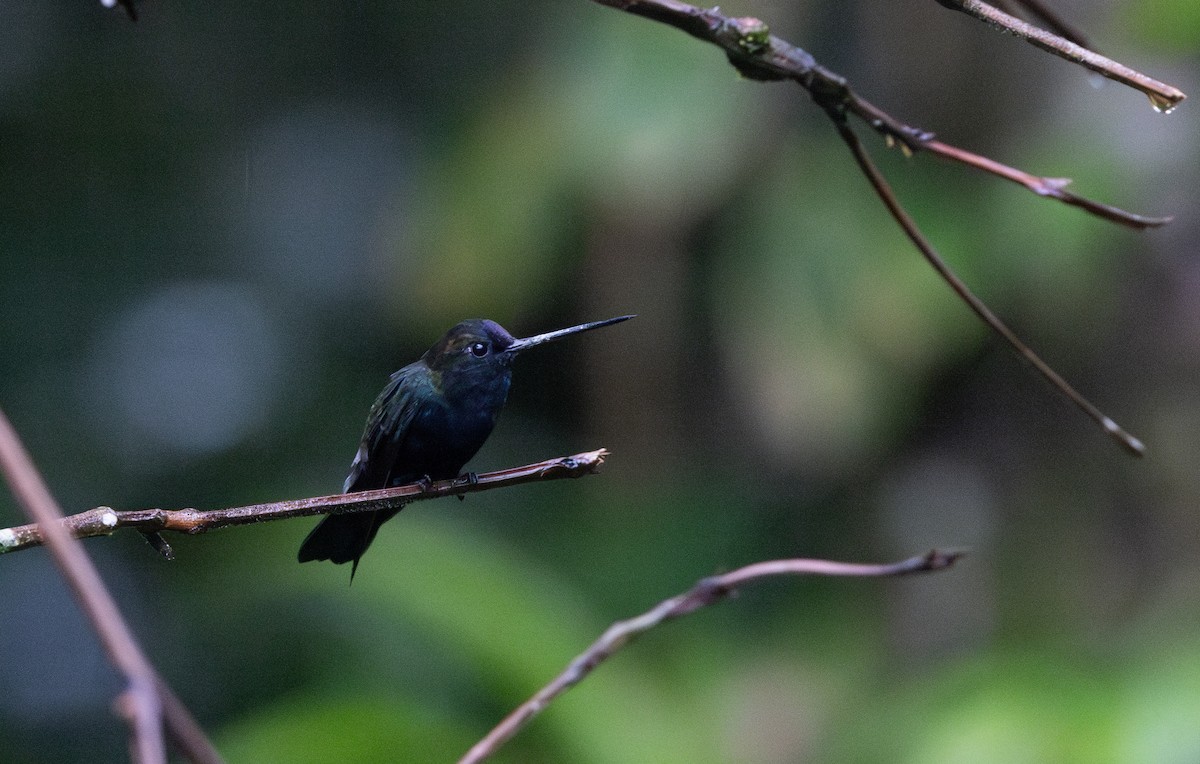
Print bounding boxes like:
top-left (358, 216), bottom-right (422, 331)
top-left (453, 472), bottom-right (479, 499)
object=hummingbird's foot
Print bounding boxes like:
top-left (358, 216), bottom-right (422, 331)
top-left (453, 472), bottom-right (479, 500)
top-left (451, 472), bottom-right (479, 500)
top-left (415, 474), bottom-right (435, 494)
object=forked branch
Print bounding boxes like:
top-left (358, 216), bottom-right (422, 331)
top-left (593, 0), bottom-right (1182, 220)
top-left (592, 0), bottom-right (1167, 454)
top-left (460, 549), bottom-right (965, 763)
top-left (830, 117), bottom-right (1145, 455)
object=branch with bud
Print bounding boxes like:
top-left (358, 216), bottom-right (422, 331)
top-left (0, 450), bottom-right (610, 557)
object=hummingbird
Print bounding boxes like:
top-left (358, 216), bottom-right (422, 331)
top-left (298, 314), bottom-right (634, 578)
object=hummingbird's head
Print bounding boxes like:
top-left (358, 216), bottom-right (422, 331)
top-left (425, 314), bottom-right (634, 373)
top-left (425, 315), bottom-right (634, 404)
top-left (423, 320), bottom-right (520, 404)
top-left (424, 319), bottom-right (518, 373)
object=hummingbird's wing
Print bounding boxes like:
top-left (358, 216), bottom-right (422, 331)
top-left (298, 362), bottom-right (438, 574)
top-left (343, 361), bottom-right (436, 493)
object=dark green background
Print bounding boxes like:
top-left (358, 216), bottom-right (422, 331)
top-left (2, 1), bottom-right (1198, 761)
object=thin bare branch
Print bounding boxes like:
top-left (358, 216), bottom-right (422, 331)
top-left (0, 407), bottom-right (224, 764)
top-left (937, 0), bottom-right (1185, 113)
top-left (460, 549), bottom-right (965, 763)
top-left (828, 117), bottom-right (1145, 456)
top-left (158, 680), bottom-right (225, 764)
top-left (992, 0), bottom-right (1090, 49)
top-left (591, 0), bottom-right (1176, 228)
top-left (923, 139), bottom-right (1171, 229)
top-left (0, 449), bottom-right (610, 555)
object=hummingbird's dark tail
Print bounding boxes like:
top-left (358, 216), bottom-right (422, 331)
top-left (297, 509), bottom-right (400, 580)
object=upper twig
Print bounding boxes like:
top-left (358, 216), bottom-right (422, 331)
top-left (937, 0), bottom-right (1186, 113)
top-left (989, 0), bottom-right (1090, 49)
top-left (591, 0), bottom-right (1158, 454)
top-left (592, 0), bottom-right (1179, 227)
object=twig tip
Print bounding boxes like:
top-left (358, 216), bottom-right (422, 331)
top-left (920, 548), bottom-right (968, 571)
top-left (1103, 418), bottom-right (1146, 457)
top-left (0, 528), bottom-right (16, 548)
top-left (1148, 91), bottom-right (1186, 114)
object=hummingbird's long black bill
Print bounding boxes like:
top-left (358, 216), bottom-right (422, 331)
top-left (506, 315), bottom-right (635, 354)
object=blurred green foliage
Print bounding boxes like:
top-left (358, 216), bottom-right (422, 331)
top-left (1125, 0), bottom-right (1200, 50)
top-left (2, 1), bottom-right (1199, 762)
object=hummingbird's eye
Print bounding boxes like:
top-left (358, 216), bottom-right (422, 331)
top-left (469, 342), bottom-right (489, 357)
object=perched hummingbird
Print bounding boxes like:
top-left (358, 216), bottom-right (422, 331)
top-left (298, 314), bottom-right (633, 577)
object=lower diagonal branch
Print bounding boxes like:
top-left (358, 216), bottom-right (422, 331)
top-left (459, 549), bottom-right (964, 764)
top-left (0, 408), bottom-right (224, 764)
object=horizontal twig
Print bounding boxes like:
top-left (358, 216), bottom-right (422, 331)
top-left (0, 450), bottom-right (609, 556)
top-left (460, 548), bottom-right (965, 763)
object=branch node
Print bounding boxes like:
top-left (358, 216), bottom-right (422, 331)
top-left (917, 548), bottom-right (968, 572)
top-left (450, 472), bottom-right (479, 501)
top-left (111, 685), bottom-right (140, 723)
top-left (729, 16), bottom-right (771, 55)
top-left (809, 76), bottom-right (851, 121)
top-left (681, 575), bottom-right (733, 613)
top-left (720, 16), bottom-right (788, 81)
